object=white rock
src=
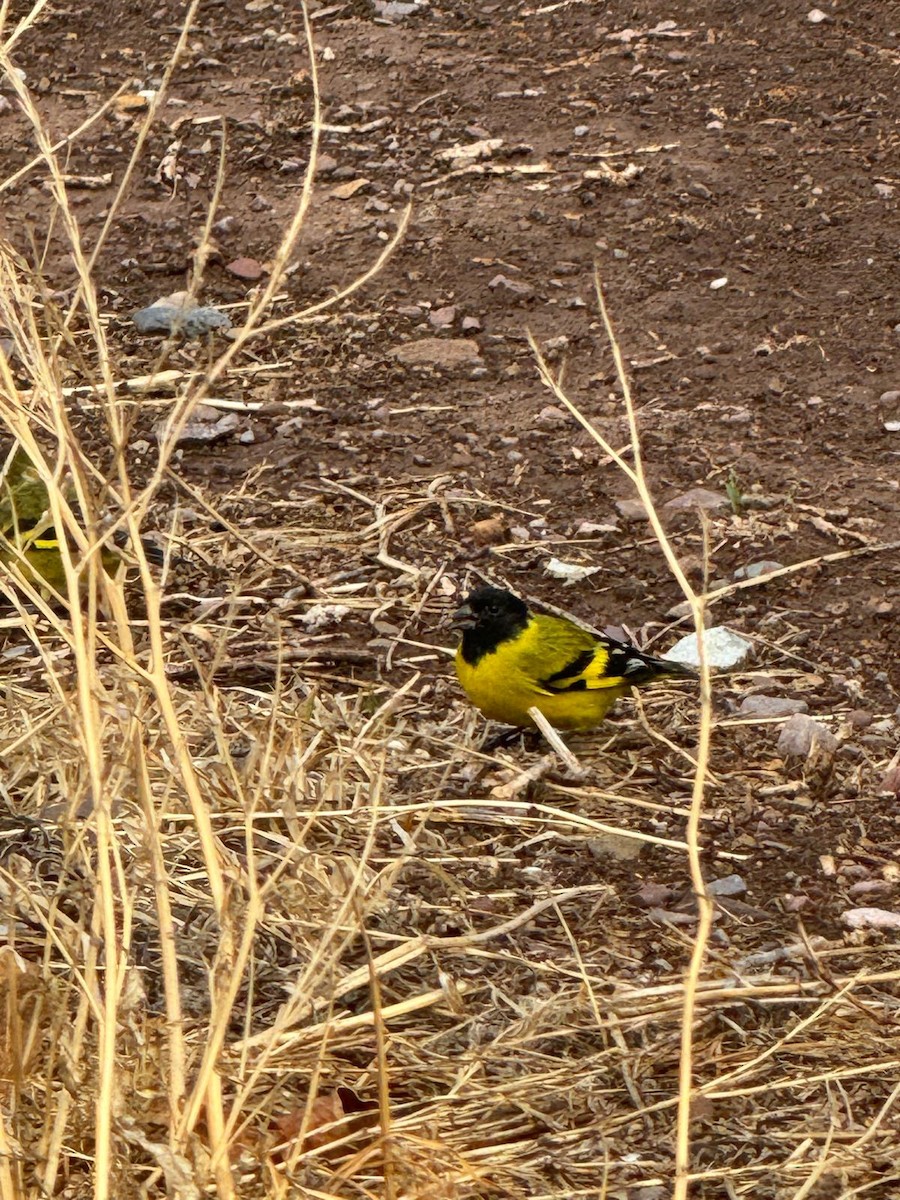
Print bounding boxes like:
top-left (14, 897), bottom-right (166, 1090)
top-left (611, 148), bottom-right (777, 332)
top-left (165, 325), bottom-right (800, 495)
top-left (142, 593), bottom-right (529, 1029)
top-left (709, 276), bottom-right (728, 290)
top-left (733, 559), bottom-right (784, 580)
top-left (544, 558), bottom-right (601, 584)
top-left (298, 604), bottom-right (350, 632)
top-left (576, 520), bottom-right (619, 535)
top-left (806, 7), bottom-right (828, 22)
top-left (436, 138), bottom-right (503, 164)
top-left (842, 908), bottom-right (900, 930)
top-left (664, 626), bottom-right (753, 670)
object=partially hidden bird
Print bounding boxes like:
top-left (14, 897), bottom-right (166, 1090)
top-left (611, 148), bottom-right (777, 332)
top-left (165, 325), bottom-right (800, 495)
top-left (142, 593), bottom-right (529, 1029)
top-left (0, 445), bottom-right (164, 599)
top-left (452, 585), bottom-right (694, 731)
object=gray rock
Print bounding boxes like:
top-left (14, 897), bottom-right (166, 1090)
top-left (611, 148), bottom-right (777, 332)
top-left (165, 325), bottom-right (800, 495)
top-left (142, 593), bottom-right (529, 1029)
top-left (636, 881), bottom-right (674, 907)
top-left (847, 879), bottom-right (892, 899)
top-left (664, 626), bottom-right (753, 670)
top-left (648, 908), bottom-right (696, 926)
top-left (776, 713), bottom-right (838, 759)
top-left (133, 303), bottom-right (231, 339)
top-left (707, 874), bottom-right (747, 897)
top-left (487, 273), bottom-right (534, 299)
top-left (536, 404), bottom-right (569, 427)
top-left (155, 406), bottom-right (240, 446)
top-left (663, 487), bottom-right (730, 513)
top-left (615, 497), bottom-right (649, 522)
top-left (738, 695), bottom-right (809, 718)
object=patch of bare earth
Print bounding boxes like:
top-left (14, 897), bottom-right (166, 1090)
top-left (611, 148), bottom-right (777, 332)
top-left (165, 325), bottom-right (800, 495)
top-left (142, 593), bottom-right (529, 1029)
top-left (1, 1), bottom-right (899, 1197)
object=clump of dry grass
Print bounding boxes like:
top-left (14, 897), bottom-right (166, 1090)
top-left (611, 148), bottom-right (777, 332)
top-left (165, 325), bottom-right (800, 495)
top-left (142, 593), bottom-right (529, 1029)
top-left (3, 5), bottom-right (900, 1200)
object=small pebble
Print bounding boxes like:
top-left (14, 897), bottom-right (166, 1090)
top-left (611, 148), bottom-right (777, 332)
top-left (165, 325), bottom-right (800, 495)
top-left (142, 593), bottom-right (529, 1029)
top-left (664, 487), bottom-right (729, 513)
top-left (615, 498), bottom-right (649, 522)
top-left (470, 515), bottom-right (509, 545)
top-left (739, 695), bottom-right (809, 718)
top-left (707, 874), bottom-right (747, 897)
top-left (536, 404), bottom-right (569, 427)
top-left (776, 713), bottom-right (838, 758)
top-left (636, 881), bottom-right (674, 907)
top-left (429, 305), bottom-right (456, 329)
top-left (847, 710), bottom-right (873, 730)
top-left (848, 880), bottom-right (892, 899)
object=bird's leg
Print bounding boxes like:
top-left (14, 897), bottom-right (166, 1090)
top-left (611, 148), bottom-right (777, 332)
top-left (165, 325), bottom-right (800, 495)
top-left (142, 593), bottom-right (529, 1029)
top-left (481, 725), bottom-right (529, 753)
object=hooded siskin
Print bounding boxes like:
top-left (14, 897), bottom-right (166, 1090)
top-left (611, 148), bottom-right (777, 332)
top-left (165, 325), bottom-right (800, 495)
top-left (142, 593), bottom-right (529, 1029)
top-left (452, 585), bottom-right (694, 731)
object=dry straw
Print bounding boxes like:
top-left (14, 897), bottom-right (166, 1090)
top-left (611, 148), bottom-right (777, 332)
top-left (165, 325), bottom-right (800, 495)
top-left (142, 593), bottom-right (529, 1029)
top-left (528, 282), bottom-right (715, 1199)
top-left (2, 2), bottom-right (899, 1199)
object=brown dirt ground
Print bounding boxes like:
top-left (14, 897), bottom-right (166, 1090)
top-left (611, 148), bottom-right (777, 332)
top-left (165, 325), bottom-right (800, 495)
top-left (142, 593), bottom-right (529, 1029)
top-left (2, 0), bottom-right (900, 1197)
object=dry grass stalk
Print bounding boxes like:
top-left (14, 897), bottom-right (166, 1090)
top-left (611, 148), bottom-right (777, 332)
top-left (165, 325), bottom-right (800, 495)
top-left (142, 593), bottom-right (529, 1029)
top-left (529, 273), bottom-right (716, 1198)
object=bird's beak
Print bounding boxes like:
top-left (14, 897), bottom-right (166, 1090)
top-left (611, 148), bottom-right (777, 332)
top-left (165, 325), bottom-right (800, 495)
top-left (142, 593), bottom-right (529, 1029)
top-left (450, 602), bottom-right (476, 631)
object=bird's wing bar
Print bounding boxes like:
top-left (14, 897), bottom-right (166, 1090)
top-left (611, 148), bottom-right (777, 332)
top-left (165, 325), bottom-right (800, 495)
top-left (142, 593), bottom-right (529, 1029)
top-left (539, 644), bottom-right (626, 693)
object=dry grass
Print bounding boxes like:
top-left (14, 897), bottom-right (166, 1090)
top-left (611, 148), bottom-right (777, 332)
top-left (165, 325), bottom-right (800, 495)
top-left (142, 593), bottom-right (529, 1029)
top-left (2, 5), bottom-right (900, 1200)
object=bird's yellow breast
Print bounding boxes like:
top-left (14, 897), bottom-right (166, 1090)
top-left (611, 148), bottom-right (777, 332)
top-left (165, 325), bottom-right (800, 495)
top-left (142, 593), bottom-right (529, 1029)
top-left (454, 623), bottom-right (626, 731)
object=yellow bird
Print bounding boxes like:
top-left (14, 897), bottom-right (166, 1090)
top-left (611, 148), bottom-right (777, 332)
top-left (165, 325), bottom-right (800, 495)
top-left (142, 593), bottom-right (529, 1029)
top-left (452, 585), bottom-right (694, 731)
top-left (0, 446), bottom-right (163, 599)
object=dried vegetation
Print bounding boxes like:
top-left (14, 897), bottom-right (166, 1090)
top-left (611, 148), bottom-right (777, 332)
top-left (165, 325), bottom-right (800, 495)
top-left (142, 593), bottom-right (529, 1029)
top-left (1, 5), bottom-right (900, 1200)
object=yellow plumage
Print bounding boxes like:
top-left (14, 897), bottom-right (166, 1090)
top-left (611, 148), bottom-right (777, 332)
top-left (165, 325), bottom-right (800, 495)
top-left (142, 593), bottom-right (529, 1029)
top-left (0, 445), bottom-right (161, 600)
top-left (453, 586), bottom-right (693, 731)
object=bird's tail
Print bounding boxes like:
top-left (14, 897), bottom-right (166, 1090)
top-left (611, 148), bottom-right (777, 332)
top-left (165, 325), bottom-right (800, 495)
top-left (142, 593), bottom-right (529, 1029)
top-left (623, 649), bottom-right (697, 686)
top-left (111, 529), bottom-right (168, 566)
